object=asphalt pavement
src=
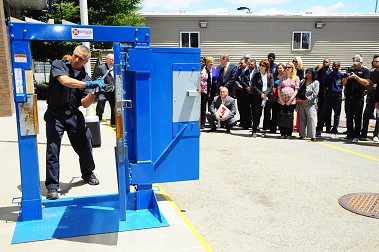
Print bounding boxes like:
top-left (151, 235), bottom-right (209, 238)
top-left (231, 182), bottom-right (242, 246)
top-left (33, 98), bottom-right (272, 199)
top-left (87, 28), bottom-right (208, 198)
top-left (1, 100), bottom-right (378, 251)
top-left (162, 114), bottom-right (379, 251)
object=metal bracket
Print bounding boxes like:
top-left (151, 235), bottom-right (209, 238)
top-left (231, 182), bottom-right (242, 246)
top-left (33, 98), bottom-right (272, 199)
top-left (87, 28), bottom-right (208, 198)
top-left (123, 99), bottom-right (132, 108)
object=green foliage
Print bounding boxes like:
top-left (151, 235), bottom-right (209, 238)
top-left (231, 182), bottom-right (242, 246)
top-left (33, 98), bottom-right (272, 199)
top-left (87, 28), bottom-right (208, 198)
top-left (88, 0), bottom-right (145, 26)
top-left (32, 0), bottom-right (145, 61)
top-left (46, 0), bottom-right (145, 26)
top-left (48, 2), bottom-right (81, 23)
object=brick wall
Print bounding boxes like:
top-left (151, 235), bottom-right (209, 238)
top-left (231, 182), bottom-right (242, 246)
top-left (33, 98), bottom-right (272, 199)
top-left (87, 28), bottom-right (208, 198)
top-left (0, 0), bottom-right (14, 117)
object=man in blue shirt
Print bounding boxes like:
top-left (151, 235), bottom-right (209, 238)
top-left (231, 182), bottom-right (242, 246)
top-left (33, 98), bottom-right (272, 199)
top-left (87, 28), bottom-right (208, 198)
top-left (316, 62), bottom-right (344, 137)
top-left (268, 53), bottom-right (277, 75)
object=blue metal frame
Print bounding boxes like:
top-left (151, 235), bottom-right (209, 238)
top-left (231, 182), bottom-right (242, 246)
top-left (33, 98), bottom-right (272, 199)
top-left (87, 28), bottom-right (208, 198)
top-left (8, 22), bottom-right (200, 243)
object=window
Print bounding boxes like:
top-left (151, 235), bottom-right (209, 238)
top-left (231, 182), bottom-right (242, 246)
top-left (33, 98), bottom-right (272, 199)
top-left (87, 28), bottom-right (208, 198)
top-left (292, 31), bottom-right (311, 51)
top-left (180, 32), bottom-right (199, 48)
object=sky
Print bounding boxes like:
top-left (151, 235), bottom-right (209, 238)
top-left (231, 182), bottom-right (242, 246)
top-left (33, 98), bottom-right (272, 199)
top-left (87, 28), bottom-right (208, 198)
top-left (139, 0), bottom-right (378, 14)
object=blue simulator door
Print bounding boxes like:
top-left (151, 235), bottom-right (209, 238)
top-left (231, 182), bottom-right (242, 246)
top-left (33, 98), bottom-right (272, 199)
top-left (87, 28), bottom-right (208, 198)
top-left (126, 47), bottom-right (201, 185)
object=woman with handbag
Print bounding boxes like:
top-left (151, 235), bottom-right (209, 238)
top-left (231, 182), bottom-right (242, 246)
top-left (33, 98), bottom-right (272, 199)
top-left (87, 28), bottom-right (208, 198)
top-left (297, 68), bottom-right (319, 141)
top-left (251, 59), bottom-right (274, 137)
top-left (277, 62), bottom-right (300, 139)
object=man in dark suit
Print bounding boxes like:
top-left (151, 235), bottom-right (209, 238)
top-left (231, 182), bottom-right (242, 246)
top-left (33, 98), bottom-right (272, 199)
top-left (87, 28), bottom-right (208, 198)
top-left (206, 86), bottom-right (237, 133)
top-left (218, 54), bottom-right (238, 98)
top-left (93, 53), bottom-right (115, 126)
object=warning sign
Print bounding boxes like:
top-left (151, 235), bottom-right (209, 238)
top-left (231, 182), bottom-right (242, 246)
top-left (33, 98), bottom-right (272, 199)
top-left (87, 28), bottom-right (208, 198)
top-left (14, 54), bottom-right (27, 63)
top-left (71, 28), bottom-right (93, 40)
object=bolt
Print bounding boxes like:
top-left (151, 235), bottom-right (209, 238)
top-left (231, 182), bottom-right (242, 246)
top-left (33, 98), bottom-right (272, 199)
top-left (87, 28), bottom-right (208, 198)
top-left (24, 29), bottom-right (27, 33)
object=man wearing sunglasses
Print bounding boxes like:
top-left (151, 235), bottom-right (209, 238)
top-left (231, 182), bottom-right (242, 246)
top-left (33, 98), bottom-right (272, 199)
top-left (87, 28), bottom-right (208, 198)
top-left (342, 54), bottom-right (370, 142)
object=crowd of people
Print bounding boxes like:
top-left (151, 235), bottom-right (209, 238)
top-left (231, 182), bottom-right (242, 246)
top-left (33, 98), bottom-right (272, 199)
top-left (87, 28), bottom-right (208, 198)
top-left (200, 52), bottom-right (379, 143)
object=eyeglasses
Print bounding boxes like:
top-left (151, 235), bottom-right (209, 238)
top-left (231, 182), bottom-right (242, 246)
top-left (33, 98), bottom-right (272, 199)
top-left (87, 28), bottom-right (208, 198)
top-left (292, 60), bottom-right (297, 63)
top-left (260, 64), bottom-right (267, 67)
top-left (239, 62), bottom-right (245, 65)
top-left (286, 66), bottom-right (293, 69)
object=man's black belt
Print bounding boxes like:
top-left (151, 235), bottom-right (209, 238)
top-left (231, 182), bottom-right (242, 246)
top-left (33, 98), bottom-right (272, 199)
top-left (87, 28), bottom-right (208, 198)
top-left (49, 107), bottom-right (78, 116)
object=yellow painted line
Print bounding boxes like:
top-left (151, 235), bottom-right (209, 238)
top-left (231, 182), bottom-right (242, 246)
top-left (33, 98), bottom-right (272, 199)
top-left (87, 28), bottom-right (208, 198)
top-left (156, 184), bottom-right (213, 252)
top-left (317, 141), bottom-right (379, 161)
top-left (107, 119), bottom-right (212, 251)
top-left (107, 119), bottom-right (213, 252)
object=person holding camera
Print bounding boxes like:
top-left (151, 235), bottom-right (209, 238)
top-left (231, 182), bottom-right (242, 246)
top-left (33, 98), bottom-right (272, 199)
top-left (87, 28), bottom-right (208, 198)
top-left (342, 55), bottom-right (370, 142)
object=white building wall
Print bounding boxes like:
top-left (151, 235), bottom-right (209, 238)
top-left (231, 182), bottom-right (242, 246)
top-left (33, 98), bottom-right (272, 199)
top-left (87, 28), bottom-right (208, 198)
top-left (144, 14), bottom-right (379, 69)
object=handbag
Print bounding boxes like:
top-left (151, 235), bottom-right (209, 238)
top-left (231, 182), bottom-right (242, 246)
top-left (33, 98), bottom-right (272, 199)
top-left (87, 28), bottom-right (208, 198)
top-left (272, 87), bottom-right (278, 103)
top-left (277, 110), bottom-right (293, 128)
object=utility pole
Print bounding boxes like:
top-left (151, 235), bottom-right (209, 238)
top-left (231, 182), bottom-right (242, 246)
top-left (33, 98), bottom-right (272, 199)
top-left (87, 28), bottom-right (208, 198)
top-left (80, 0), bottom-right (102, 146)
top-left (79, 0), bottom-right (91, 75)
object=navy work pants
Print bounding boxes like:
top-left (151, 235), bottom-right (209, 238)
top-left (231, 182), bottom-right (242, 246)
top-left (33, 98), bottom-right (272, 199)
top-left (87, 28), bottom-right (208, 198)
top-left (361, 96), bottom-right (379, 137)
top-left (44, 109), bottom-right (95, 190)
top-left (316, 94), bottom-right (342, 134)
top-left (345, 96), bottom-right (364, 139)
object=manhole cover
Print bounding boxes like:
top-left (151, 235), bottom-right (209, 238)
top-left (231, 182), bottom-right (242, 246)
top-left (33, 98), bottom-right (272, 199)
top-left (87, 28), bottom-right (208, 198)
top-left (339, 193), bottom-right (379, 219)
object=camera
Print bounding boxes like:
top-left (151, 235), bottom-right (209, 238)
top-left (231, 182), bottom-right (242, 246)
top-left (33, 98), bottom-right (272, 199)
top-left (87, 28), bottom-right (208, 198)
top-left (341, 67), bottom-right (355, 76)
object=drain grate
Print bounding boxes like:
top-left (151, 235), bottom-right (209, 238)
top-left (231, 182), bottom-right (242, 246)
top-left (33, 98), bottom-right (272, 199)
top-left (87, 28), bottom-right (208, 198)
top-left (339, 193), bottom-right (379, 219)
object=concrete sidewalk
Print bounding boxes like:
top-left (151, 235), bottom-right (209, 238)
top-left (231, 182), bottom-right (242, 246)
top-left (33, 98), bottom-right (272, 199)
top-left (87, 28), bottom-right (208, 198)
top-left (0, 101), bottom-right (208, 252)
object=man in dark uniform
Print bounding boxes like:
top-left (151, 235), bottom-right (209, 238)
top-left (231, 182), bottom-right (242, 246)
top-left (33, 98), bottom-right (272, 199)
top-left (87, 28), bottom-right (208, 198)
top-left (363, 54), bottom-right (379, 141)
top-left (316, 61), bottom-right (344, 137)
top-left (342, 55), bottom-right (370, 142)
top-left (94, 53), bottom-right (115, 126)
top-left (45, 45), bottom-right (105, 200)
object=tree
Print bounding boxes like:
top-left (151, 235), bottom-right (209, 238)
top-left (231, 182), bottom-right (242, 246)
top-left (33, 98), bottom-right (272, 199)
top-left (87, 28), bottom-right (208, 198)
top-left (30, 0), bottom-right (145, 61)
top-left (46, 0), bottom-right (145, 26)
top-left (88, 0), bottom-right (145, 26)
